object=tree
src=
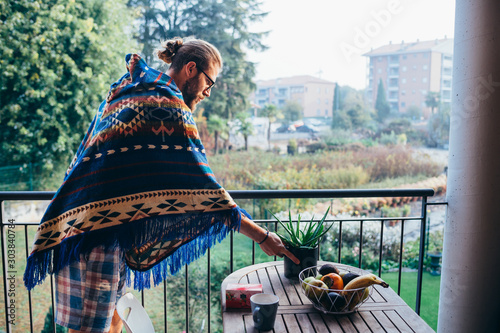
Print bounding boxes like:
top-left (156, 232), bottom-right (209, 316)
top-left (331, 83), bottom-right (347, 129)
top-left (375, 79), bottom-right (390, 123)
top-left (425, 91), bottom-right (440, 115)
top-left (259, 104), bottom-right (282, 150)
top-left (333, 83), bottom-right (342, 111)
top-left (331, 109), bottom-right (352, 130)
top-left (343, 89), bottom-right (372, 129)
top-left (406, 105), bottom-right (423, 120)
top-left (427, 105), bottom-right (450, 148)
top-left (235, 111), bottom-right (254, 151)
top-left (128, 0), bottom-right (268, 120)
top-left (281, 100), bottom-right (303, 123)
top-left (0, 0), bottom-right (137, 189)
top-left (206, 114), bottom-right (228, 154)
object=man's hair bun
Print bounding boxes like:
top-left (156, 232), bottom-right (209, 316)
top-left (156, 36), bottom-right (222, 73)
top-left (157, 37), bottom-right (184, 64)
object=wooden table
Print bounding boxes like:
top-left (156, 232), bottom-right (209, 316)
top-left (221, 261), bottom-right (434, 332)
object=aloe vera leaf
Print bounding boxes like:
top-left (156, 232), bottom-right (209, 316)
top-left (269, 210), bottom-right (299, 245)
top-left (307, 221), bottom-right (334, 247)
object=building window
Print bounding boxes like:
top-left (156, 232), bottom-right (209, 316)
top-left (317, 109), bottom-right (321, 116)
top-left (422, 77), bottom-right (428, 83)
top-left (389, 67), bottom-right (399, 75)
top-left (378, 68), bottom-right (382, 74)
top-left (401, 102), bottom-right (406, 107)
top-left (402, 78), bottom-right (407, 84)
top-left (317, 98), bottom-right (321, 104)
top-left (402, 66), bottom-right (407, 72)
top-left (421, 90), bottom-right (427, 95)
top-left (401, 90), bottom-right (406, 95)
top-left (378, 57), bottom-right (382, 62)
top-left (423, 53), bottom-right (429, 58)
top-left (325, 88), bottom-right (329, 94)
top-left (325, 109), bottom-right (328, 116)
top-left (403, 55), bottom-right (407, 60)
top-left (423, 65), bottom-right (428, 70)
top-left (412, 77), bottom-right (416, 82)
top-left (412, 65), bottom-right (417, 70)
top-left (325, 99), bottom-right (329, 105)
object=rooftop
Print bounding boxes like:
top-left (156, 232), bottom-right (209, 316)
top-left (256, 75), bottom-right (335, 87)
top-left (363, 38), bottom-right (454, 57)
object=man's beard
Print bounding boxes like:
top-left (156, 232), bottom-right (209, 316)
top-left (182, 77), bottom-right (202, 111)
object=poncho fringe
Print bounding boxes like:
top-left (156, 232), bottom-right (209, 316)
top-left (25, 207), bottom-right (249, 290)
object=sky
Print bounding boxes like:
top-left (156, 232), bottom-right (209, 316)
top-left (246, 0), bottom-right (456, 90)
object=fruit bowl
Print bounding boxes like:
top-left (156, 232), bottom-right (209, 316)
top-left (299, 264), bottom-right (374, 314)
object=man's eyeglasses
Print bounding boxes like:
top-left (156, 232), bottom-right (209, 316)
top-left (197, 66), bottom-right (216, 91)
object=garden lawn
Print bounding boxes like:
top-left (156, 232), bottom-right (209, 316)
top-left (381, 271), bottom-right (441, 331)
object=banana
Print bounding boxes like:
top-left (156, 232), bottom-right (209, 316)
top-left (341, 273), bottom-right (389, 310)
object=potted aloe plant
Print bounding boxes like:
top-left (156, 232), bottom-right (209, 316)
top-left (270, 207), bottom-right (333, 279)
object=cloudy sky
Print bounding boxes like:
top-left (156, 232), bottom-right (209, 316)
top-left (246, 0), bottom-right (456, 90)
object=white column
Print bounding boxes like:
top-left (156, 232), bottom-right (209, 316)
top-left (438, 1), bottom-right (500, 332)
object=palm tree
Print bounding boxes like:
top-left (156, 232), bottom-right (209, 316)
top-left (206, 114), bottom-right (228, 155)
top-left (235, 112), bottom-right (255, 151)
top-left (425, 91), bottom-right (441, 115)
top-left (260, 104), bottom-right (283, 150)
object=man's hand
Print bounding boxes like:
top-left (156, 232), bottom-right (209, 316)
top-left (259, 231), bottom-right (300, 264)
top-left (238, 214), bottom-right (300, 264)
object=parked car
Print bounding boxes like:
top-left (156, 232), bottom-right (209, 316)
top-left (276, 123), bottom-right (296, 133)
top-left (295, 125), bottom-right (318, 133)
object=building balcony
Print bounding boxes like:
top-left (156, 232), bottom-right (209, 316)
top-left (0, 189), bottom-right (446, 332)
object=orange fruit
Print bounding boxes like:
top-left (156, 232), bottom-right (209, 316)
top-left (321, 273), bottom-right (344, 290)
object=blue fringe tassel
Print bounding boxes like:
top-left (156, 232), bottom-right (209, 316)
top-left (24, 207), bottom-right (250, 291)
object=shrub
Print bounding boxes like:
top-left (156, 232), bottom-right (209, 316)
top-left (320, 221), bottom-right (444, 273)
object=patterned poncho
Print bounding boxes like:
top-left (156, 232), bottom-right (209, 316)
top-left (24, 54), bottom-right (248, 290)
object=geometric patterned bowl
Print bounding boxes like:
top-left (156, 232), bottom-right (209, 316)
top-left (299, 264), bottom-right (373, 315)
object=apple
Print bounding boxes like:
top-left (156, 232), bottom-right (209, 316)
top-left (305, 280), bottom-right (328, 304)
top-left (301, 276), bottom-right (316, 290)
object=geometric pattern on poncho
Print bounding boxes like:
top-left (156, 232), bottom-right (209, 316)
top-left (24, 53), bottom-right (246, 291)
top-left (32, 188), bottom-right (235, 251)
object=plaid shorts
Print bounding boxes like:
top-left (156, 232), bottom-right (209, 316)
top-left (55, 246), bottom-right (127, 332)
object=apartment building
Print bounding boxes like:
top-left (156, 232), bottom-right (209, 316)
top-left (364, 38), bottom-right (453, 118)
top-left (253, 76), bottom-right (336, 118)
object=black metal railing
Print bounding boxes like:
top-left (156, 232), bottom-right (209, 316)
top-left (0, 189), bottom-right (446, 333)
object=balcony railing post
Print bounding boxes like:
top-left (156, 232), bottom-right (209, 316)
top-left (358, 220), bottom-right (364, 268)
top-left (0, 199), bottom-right (11, 333)
top-left (378, 220), bottom-right (384, 277)
top-left (398, 220), bottom-right (405, 295)
top-left (185, 264), bottom-right (189, 333)
top-left (24, 225), bottom-right (34, 333)
top-left (415, 195), bottom-right (429, 314)
top-left (207, 247), bottom-right (211, 333)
